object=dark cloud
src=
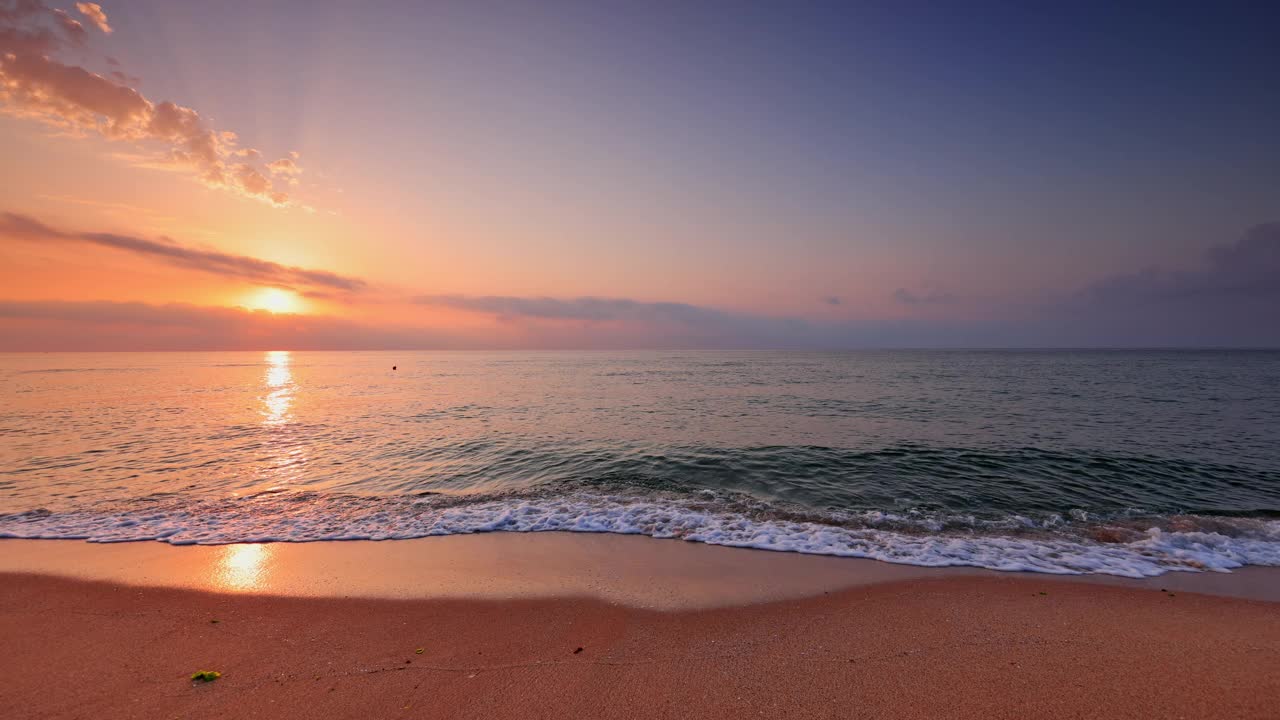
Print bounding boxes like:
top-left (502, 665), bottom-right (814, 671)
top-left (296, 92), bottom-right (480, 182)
top-left (0, 212), bottom-right (368, 294)
top-left (1083, 223), bottom-right (1280, 306)
top-left (49, 8), bottom-right (85, 45)
top-left (1052, 223), bottom-right (1280, 346)
top-left (108, 69), bottom-right (140, 86)
top-left (412, 294), bottom-right (822, 345)
top-left (0, 0), bottom-right (65, 56)
top-left (416, 294), bottom-right (738, 325)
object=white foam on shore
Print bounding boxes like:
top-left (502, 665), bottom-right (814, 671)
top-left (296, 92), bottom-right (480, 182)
top-left (2, 492), bottom-right (1278, 578)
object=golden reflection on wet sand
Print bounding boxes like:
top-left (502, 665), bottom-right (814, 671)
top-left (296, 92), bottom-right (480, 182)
top-left (213, 543), bottom-right (273, 591)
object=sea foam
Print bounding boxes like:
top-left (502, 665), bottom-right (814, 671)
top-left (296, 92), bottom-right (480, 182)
top-left (2, 490), bottom-right (1277, 578)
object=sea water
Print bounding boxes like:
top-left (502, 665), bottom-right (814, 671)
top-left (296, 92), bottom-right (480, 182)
top-left (2, 350), bottom-right (1277, 577)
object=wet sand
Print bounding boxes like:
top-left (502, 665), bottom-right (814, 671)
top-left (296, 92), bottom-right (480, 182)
top-left (2, 534), bottom-right (1279, 718)
top-left (4, 532), bottom-right (1280, 607)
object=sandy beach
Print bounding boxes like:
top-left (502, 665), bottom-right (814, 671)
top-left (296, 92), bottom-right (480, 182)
top-left (2, 534), bottom-right (1278, 719)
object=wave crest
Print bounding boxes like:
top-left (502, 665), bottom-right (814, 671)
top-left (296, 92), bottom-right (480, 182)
top-left (2, 487), bottom-right (1277, 578)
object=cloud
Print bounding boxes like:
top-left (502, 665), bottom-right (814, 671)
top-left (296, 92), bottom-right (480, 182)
top-left (74, 2), bottom-right (109, 33)
top-left (0, 300), bottom-right (470, 351)
top-left (412, 294), bottom-right (838, 348)
top-left (107, 69), bottom-right (138, 86)
top-left (1082, 223), bottom-right (1280, 306)
top-left (49, 8), bottom-right (84, 45)
top-left (1050, 223), bottom-right (1280, 346)
top-left (0, 0), bottom-right (66, 56)
top-left (1, 212), bottom-right (367, 294)
top-left (413, 294), bottom-right (733, 324)
top-left (2, 205), bottom-right (1276, 349)
top-left (267, 152), bottom-right (301, 176)
top-left (413, 224), bottom-right (1280, 349)
top-left (0, 2), bottom-right (300, 206)
top-left (0, 296), bottom-right (1035, 351)
top-left (0, 51), bottom-right (149, 129)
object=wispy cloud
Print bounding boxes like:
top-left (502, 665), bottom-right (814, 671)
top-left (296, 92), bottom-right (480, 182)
top-left (2, 208), bottom-right (1277, 349)
top-left (0, 1), bottom-right (300, 206)
top-left (1, 212), bottom-right (367, 294)
top-left (49, 8), bottom-right (85, 45)
top-left (415, 294), bottom-right (741, 325)
top-left (0, 296), bottom-right (1028, 351)
top-left (412, 294), bottom-right (826, 347)
top-left (0, 300), bottom-right (466, 351)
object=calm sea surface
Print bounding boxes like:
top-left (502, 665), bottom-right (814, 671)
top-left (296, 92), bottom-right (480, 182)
top-left (2, 350), bottom-right (1278, 576)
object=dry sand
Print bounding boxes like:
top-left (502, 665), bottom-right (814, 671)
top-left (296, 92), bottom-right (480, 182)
top-left (1, 535), bottom-right (1278, 719)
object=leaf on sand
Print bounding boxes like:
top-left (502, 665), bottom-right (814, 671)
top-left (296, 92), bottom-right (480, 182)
top-left (191, 670), bottom-right (221, 682)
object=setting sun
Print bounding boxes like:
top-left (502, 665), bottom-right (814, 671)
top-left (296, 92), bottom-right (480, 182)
top-left (246, 287), bottom-right (303, 314)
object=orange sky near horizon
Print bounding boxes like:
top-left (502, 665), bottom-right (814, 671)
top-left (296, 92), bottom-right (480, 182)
top-left (0, 104), bottom-right (898, 345)
top-left (0, 63), bottom-right (897, 351)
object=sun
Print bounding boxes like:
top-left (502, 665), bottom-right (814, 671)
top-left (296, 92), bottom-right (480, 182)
top-left (246, 287), bottom-right (303, 314)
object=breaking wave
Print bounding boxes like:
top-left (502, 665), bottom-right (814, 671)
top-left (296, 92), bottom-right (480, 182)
top-left (3, 485), bottom-right (1277, 578)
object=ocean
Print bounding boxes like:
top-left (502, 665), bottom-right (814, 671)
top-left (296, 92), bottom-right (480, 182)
top-left (2, 350), bottom-right (1278, 577)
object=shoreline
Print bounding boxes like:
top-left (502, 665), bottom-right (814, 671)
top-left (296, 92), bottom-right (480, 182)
top-left (4, 532), bottom-right (1280, 607)
top-left (4, 570), bottom-right (1278, 719)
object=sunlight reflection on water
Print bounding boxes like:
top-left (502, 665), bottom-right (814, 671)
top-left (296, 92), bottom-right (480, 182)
top-left (262, 350), bottom-right (293, 426)
top-left (2, 350), bottom-right (1277, 521)
top-left (256, 350), bottom-right (307, 491)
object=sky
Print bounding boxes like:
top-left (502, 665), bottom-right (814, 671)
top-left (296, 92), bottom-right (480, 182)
top-left (1, 0), bottom-right (1277, 349)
